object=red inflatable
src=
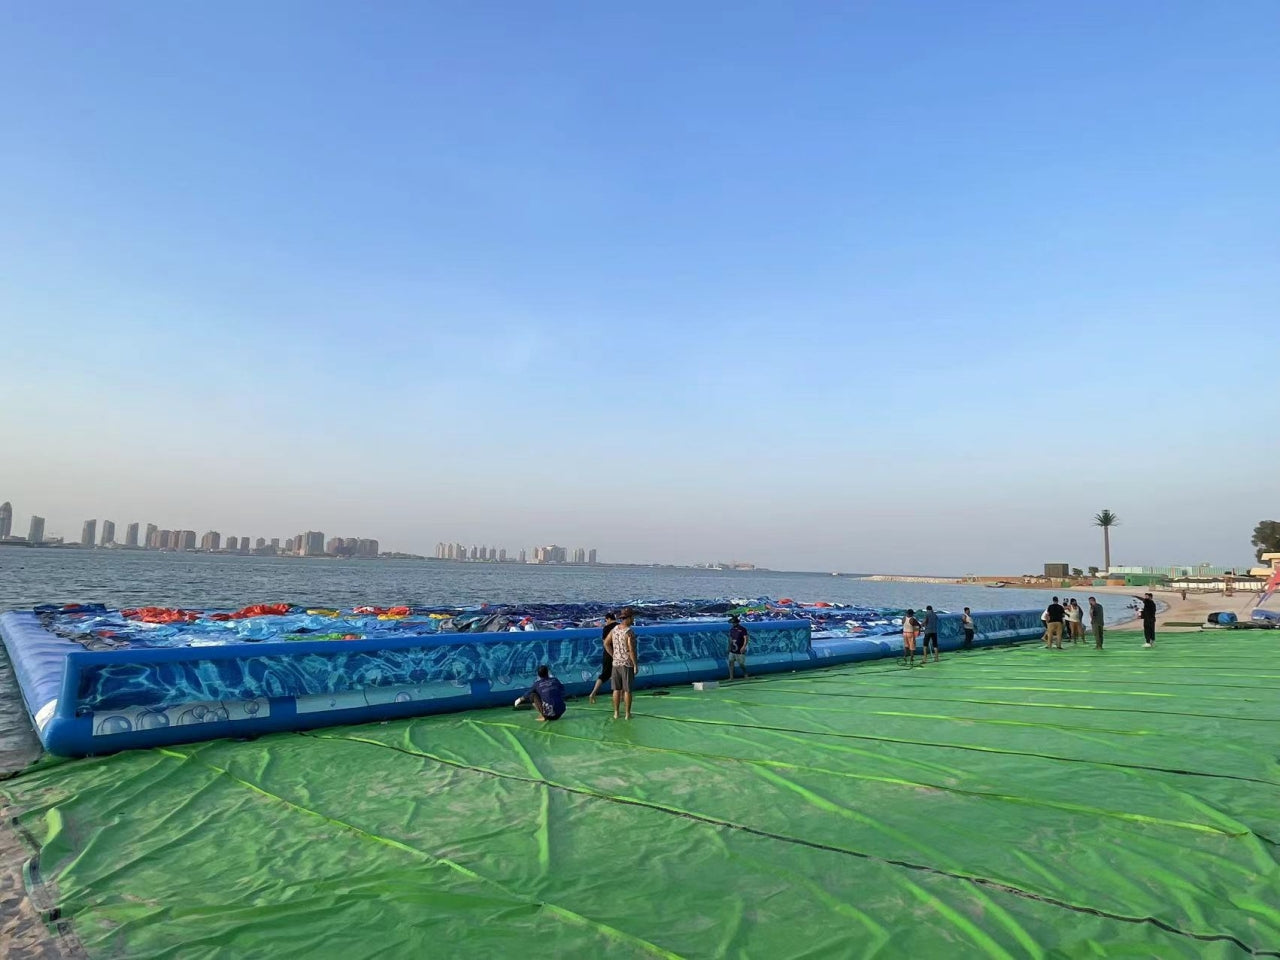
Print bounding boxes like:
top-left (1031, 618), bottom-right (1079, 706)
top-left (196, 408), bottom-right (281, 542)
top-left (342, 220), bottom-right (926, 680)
top-left (208, 603), bottom-right (293, 621)
top-left (121, 607), bottom-right (202, 624)
top-left (352, 605), bottom-right (411, 616)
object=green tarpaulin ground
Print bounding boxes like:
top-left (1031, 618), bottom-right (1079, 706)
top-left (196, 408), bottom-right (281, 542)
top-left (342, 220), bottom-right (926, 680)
top-left (2, 630), bottom-right (1278, 959)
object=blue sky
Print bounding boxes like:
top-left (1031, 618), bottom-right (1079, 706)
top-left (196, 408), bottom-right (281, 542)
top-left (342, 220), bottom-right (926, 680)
top-left (1, 1), bottom-right (1276, 571)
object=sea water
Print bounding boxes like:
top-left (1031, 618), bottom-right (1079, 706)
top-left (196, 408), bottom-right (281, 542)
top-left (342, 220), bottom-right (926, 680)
top-left (0, 549), bottom-right (1133, 622)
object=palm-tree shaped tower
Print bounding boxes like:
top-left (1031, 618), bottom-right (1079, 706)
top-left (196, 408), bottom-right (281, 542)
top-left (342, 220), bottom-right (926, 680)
top-left (1093, 510), bottom-right (1120, 573)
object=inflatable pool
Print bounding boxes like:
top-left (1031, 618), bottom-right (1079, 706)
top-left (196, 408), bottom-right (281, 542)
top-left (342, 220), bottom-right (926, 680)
top-left (0, 604), bottom-right (1046, 756)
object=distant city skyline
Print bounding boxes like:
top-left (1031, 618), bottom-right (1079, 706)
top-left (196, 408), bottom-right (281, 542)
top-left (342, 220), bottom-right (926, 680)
top-left (0, 488), bottom-right (1263, 574)
top-left (0, 497), bottom-right (383, 559)
top-left (433, 542), bottom-right (601, 565)
top-left (1, 496), bottom-right (616, 566)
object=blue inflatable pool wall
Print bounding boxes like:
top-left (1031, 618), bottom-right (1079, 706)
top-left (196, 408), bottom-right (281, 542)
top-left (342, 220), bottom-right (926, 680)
top-left (0, 609), bottom-right (1046, 757)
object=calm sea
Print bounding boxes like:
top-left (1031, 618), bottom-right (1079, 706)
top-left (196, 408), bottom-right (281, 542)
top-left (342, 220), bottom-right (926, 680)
top-left (0, 549), bottom-right (1130, 621)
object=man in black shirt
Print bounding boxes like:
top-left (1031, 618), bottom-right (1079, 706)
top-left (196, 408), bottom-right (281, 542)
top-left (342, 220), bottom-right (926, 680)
top-left (588, 611), bottom-right (618, 704)
top-left (1045, 597), bottom-right (1065, 650)
top-left (1134, 593), bottom-right (1157, 647)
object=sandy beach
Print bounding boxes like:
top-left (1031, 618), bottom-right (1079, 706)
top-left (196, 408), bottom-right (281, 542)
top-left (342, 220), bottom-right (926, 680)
top-left (1066, 584), bottom-right (1266, 632)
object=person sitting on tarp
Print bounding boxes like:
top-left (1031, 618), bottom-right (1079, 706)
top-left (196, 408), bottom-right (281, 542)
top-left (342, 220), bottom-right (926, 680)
top-left (515, 665), bottom-right (567, 722)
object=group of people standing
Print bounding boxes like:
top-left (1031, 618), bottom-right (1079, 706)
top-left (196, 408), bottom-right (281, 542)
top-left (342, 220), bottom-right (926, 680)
top-left (587, 609), bottom-right (639, 720)
top-left (1041, 596), bottom-right (1106, 649)
top-left (521, 608), bottom-right (751, 723)
top-left (900, 605), bottom-right (976, 666)
top-left (1042, 593), bottom-right (1158, 649)
top-left (517, 608), bottom-right (639, 723)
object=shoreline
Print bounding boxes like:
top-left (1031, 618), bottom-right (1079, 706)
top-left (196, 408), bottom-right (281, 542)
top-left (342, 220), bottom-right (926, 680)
top-left (1057, 584), bottom-right (1262, 632)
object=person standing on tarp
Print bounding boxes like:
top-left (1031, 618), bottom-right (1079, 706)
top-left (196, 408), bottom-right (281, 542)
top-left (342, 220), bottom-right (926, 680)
top-left (606, 608), bottom-right (638, 720)
top-left (1088, 596), bottom-right (1105, 649)
top-left (1134, 592), bottom-right (1157, 647)
top-left (1071, 599), bottom-right (1087, 643)
top-left (517, 665), bottom-right (566, 722)
top-left (727, 615), bottom-right (750, 680)
top-left (961, 608), bottom-right (975, 650)
top-left (902, 609), bottom-right (921, 666)
top-left (921, 606), bottom-right (940, 664)
top-left (589, 611), bottom-right (618, 705)
top-left (1045, 597), bottom-right (1065, 649)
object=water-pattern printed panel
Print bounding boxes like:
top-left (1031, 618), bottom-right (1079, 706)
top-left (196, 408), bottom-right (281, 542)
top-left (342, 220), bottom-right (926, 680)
top-left (76, 624), bottom-right (813, 711)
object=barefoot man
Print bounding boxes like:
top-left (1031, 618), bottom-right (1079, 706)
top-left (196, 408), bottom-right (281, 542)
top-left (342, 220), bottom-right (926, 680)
top-left (606, 608), bottom-right (638, 720)
top-left (589, 611), bottom-right (618, 705)
top-left (518, 665), bottom-right (566, 722)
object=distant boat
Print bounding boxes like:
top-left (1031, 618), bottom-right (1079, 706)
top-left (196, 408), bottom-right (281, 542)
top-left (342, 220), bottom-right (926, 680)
top-left (984, 581), bottom-right (1008, 588)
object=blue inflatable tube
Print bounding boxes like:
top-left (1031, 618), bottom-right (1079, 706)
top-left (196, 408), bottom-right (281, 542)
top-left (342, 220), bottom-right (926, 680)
top-left (0, 608), bottom-right (1046, 757)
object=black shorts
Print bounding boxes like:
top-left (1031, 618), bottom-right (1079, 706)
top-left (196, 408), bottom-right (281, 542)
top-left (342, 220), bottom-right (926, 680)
top-left (598, 654), bottom-right (613, 683)
top-left (923, 632), bottom-right (938, 648)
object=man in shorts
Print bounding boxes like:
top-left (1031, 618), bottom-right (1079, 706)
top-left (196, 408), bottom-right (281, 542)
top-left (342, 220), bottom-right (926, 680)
top-left (605, 608), bottom-right (638, 720)
top-left (902, 609), bottom-right (921, 667)
top-left (726, 615), bottom-right (750, 680)
top-left (588, 611), bottom-right (618, 704)
top-left (921, 606), bottom-right (940, 663)
top-left (517, 665), bottom-right (566, 722)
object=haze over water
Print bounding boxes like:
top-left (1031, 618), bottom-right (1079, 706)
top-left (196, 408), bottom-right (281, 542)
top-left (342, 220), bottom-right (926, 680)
top-left (0, 550), bottom-right (1135, 624)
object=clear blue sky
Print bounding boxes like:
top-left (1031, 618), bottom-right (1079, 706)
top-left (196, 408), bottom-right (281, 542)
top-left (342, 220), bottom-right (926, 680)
top-left (1, 2), bottom-right (1276, 572)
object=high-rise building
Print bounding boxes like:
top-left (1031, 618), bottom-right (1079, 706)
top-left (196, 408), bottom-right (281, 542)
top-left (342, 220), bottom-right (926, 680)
top-left (125, 522), bottom-right (140, 547)
top-left (239, 537), bottom-right (250, 554)
top-left (81, 520), bottom-right (97, 547)
top-left (144, 523), bottom-right (158, 549)
top-left (175, 530), bottom-right (196, 551)
top-left (325, 537), bottom-right (342, 555)
top-left (303, 531), bottom-right (325, 556)
top-left (295, 533), bottom-right (306, 556)
top-left (0, 502), bottom-right (11, 540)
top-left (256, 537), bottom-right (267, 550)
top-left (269, 538), bottom-right (280, 552)
top-left (284, 537), bottom-right (295, 553)
top-left (533, 545), bottom-right (567, 564)
top-left (201, 531), bottom-right (221, 551)
top-left (519, 549), bottom-right (527, 564)
top-left (572, 547), bottom-right (586, 564)
top-left (101, 521), bottom-right (116, 546)
top-left (499, 548), bottom-right (507, 562)
top-left (28, 516), bottom-right (45, 544)
top-left (589, 548), bottom-right (597, 564)
top-left (226, 536), bottom-right (238, 552)
top-left (355, 539), bottom-right (378, 558)
top-left (158, 530), bottom-right (174, 550)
